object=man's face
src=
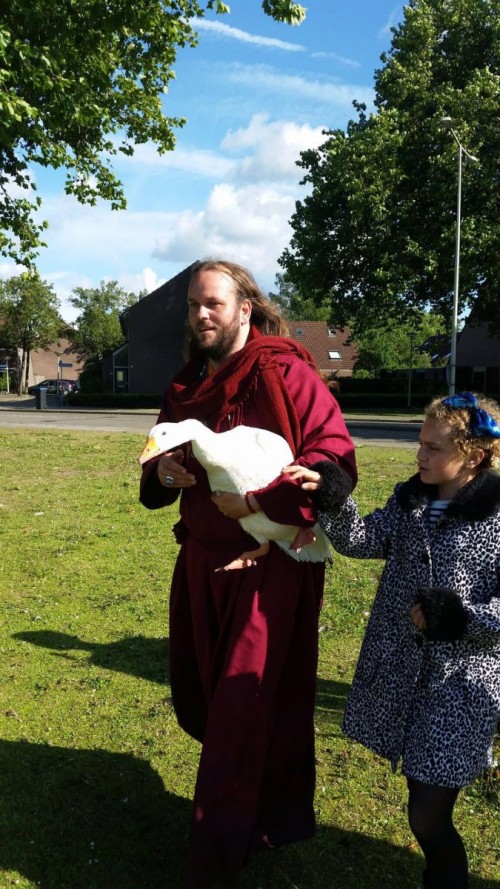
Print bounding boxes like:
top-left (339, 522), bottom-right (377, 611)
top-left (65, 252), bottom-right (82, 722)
top-left (187, 269), bottom-right (251, 363)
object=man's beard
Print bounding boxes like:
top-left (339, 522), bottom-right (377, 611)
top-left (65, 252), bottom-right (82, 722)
top-left (194, 313), bottom-right (242, 362)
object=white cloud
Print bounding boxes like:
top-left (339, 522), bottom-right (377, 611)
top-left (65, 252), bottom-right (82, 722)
top-left (115, 114), bottom-right (324, 187)
top-left (148, 114), bottom-right (326, 287)
top-left (31, 114), bottom-right (331, 314)
top-left (44, 266), bottom-right (169, 324)
top-left (222, 113), bottom-right (325, 183)
top-left (0, 261), bottom-right (25, 279)
top-left (227, 63), bottom-right (374, 109)
top-left (120, 141), bottom-right (236, 179)
top-left (40, 195), bottom-right (168, 259)
top-left (152, 181), bottom-right (299, 291)
top-left (311, 51), bottom-right (361, 68)
top-left (193, 17), bottom-right (305, 52)
top-left (118, 267), bottom-right (167, 295)
top-left (378, 6), bottom-right (403, 39)
top-left (29, 194), bottom-right (179, 320)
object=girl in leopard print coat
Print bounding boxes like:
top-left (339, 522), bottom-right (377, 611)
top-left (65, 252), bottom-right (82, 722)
top-left (285, 392), bottom-right (500, 889)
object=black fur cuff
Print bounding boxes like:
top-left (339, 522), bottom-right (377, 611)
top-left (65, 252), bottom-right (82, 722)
top-left (416, 586), bottom-right (467, 641)
top-left (309, 460), bottom-right (353, 516)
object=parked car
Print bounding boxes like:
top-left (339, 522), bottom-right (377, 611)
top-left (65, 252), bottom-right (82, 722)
top-left (28, 379), bottom-right (80, 396)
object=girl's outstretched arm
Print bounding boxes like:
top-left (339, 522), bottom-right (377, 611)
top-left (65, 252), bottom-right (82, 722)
top-left (283, 460), bottom-right (353, 512)
top-left (284, 461), bottom-right (397, 561)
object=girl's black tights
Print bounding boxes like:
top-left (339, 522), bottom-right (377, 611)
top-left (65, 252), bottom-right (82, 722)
top-left (407, 777), bottom-right (468, 889)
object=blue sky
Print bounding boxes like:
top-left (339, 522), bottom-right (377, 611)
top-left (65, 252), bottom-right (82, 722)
top-left (3, 1), bottom-right (405, 323)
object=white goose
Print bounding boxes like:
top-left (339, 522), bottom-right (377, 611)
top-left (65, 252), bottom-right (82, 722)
top-left (139, 419), bottom-right (331, 569)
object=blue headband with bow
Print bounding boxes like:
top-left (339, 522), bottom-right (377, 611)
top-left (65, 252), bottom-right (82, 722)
top-left (441, 391), bottom-right (500, 439)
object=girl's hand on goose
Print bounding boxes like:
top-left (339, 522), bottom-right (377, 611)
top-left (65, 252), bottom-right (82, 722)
top-left (282, 464), bottom-right (323, 491)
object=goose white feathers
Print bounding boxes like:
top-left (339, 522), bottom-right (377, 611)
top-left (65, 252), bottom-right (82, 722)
top-left (139, 419), bottom-right (331, 565)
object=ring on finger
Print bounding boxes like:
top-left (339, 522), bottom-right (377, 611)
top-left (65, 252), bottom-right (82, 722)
top-left (165, 475), bottom-right (174, 485)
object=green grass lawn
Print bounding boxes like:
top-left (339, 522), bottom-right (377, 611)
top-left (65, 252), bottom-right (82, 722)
top-left (0, 430), bottom-right (498, 889)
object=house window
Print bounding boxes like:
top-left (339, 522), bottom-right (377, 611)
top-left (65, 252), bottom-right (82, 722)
top-left (113, 343), bottom-right (129, 393)
top-left (328, 350), bottom-right (341, 359)
top-left (295, 328), bottom-right (304, 336)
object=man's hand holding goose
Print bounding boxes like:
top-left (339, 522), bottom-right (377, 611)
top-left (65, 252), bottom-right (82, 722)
top-left (157, 449), bottom-right (197, 489)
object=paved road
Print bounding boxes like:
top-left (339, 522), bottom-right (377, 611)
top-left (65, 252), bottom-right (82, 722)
top-left (0, 405), bottom-right (155, 434)
top-left (0, 403), bottom-right (421, 447)
top-left (346, 420), bottom-right (419, 447)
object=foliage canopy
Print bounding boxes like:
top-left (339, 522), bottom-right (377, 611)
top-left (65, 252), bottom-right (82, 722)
top-left (280, 0), bottom-right (500, 336)
top-left (69, 280), bottom-right (138, 363)
top-left (0, 0), bottom-right (305, 264)
top-left (0, 272), bottom-right (61, 391)
top-left (353, 311), bottom-right (446, 377)
top-left (268, 273), bottom-right (332, 322)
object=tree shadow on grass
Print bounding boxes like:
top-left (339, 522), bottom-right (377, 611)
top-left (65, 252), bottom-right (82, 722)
top-left (1, 740), bottom-right (497, 889)
top-left (241, 823), bottom-right (500, 889)
top-left (0, 739), bottom-right (191, 889)
top-left (8, 645), bottom-right (497, 889)
top-left (315, 675), bottom-right (350, 730)
top-left (13, 630), bottom-right (170, 684)
top-left (12, 634), bottom-right (350, 715)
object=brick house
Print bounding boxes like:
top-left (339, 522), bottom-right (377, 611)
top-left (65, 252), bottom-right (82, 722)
top-left (286, 321), bottom-right (357, 378)
top-left (0, 327), bottom-right (84, 391)
top-left (29, 328), bottom-right (85, 387)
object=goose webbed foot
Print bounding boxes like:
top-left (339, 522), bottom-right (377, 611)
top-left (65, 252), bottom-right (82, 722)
top-left (215, 542), bottom-right (270, 571)
top-left (290, 526), bottom-right (316, 553)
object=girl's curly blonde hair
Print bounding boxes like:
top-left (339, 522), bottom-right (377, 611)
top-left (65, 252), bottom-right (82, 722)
top-left (425, 393), bottom-right (500, 471)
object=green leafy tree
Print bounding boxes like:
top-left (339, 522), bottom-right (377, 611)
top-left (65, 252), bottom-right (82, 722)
top-left (0, 0), bottom-right (305, 265)
top-left (268, 273), bottom-right (332, 322)
top-left (262, 1), bottom-right (305, 24)
top-left (0, 273), bottom-right (61, 392)
top-left (280, 0), bottom-right (499, 335)
top-left (352, 311), bottom-right (446, 377)
top-left (69, 281), bottom-right (137, 363)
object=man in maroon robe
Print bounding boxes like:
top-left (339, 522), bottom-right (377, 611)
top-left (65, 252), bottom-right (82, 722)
top-left (140, 260), bottom-right (357, 888)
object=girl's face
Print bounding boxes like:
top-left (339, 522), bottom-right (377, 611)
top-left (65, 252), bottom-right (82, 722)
top-left (417, 418), bottom-right (484, 500)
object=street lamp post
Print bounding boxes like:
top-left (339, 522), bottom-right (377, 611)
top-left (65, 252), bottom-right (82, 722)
top-left (407, 332), bottom-right (415, 409)
top-left (440, 117), bottom-right (478, 396)
top-left (54, 351), bottom-right (63, 404)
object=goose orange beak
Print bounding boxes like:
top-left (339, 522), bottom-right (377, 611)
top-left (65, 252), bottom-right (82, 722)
top-left (138, 436), bottom-right (160, 465)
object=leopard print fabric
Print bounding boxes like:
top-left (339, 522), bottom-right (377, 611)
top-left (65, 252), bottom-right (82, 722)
top-left (319, 470), bottom-right (500, 787)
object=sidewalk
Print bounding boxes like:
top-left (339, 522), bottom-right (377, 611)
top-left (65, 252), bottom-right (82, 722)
top-left (0, 393), bottom-right (157, 415)
top-left (0, 394), bottom-right (41, 409)
top-left (0, 393), bottom-right (424, 423)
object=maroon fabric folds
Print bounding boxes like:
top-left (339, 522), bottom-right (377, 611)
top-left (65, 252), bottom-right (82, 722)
top-left (171, 536), bottom-right (323, 889)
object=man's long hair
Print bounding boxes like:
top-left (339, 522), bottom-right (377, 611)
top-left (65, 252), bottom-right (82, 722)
top-left (184, 258), bottom-right (337, 390)
top-left (189, 259), bottom-right (289, 337)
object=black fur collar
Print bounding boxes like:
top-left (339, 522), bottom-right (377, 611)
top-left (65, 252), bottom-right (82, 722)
top-left (396, 470), bottom-right (500, 522)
